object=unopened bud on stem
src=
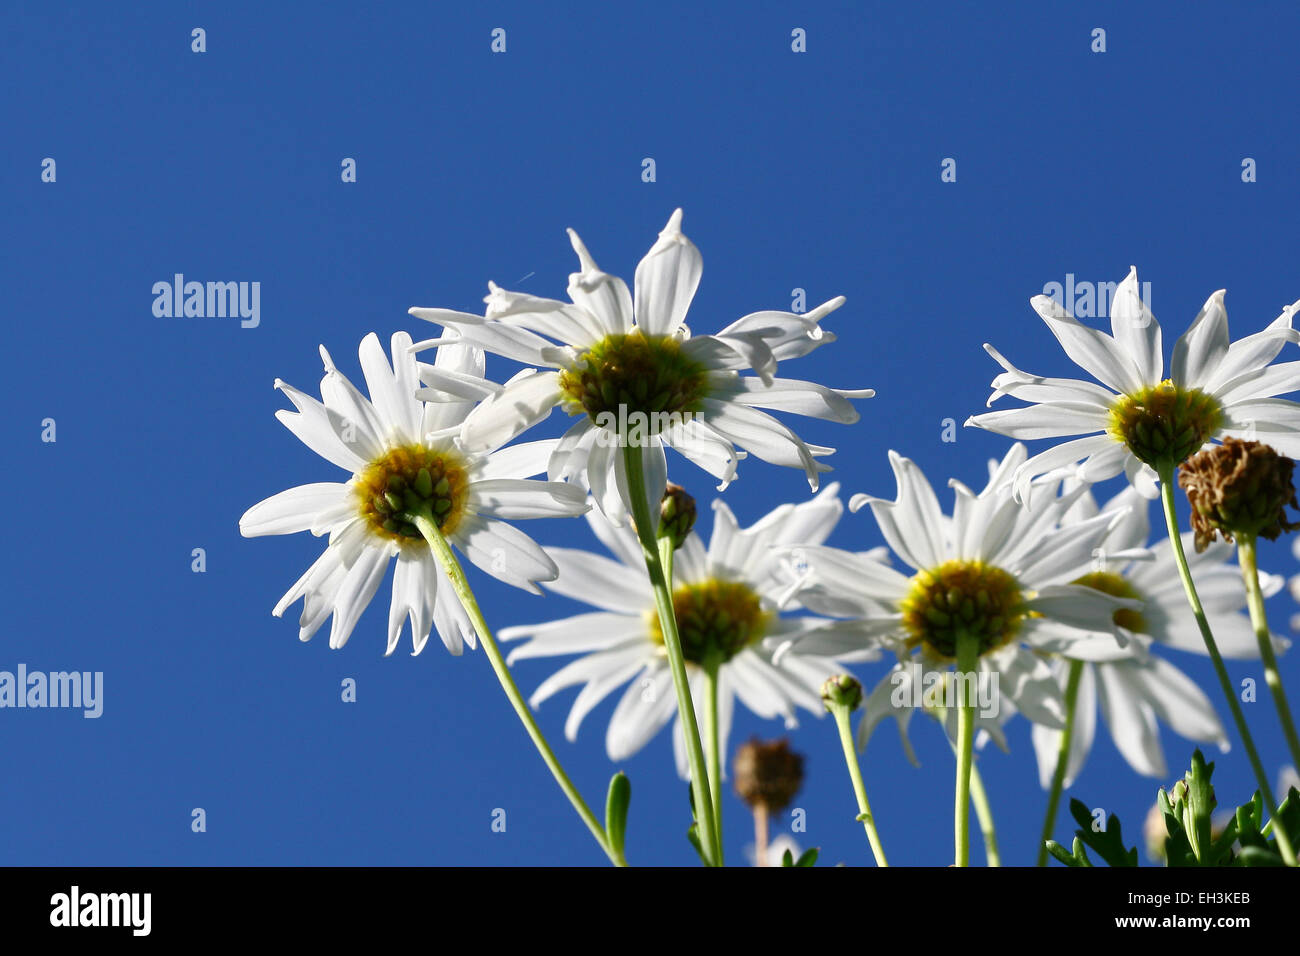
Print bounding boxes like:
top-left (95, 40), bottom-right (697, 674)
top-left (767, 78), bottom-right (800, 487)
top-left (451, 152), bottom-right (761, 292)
top-left (821, 673), bottom-right (863, 713)
top-left (657, 482), bottom-right (697, 550)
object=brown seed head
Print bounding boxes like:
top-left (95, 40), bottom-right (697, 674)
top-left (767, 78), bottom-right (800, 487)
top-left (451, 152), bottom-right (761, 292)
top-left (1178, 438), bottom-right (1300, 552)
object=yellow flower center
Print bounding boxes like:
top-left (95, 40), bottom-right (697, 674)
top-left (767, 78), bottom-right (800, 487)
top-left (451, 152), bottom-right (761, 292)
top-left (354, 444), bottom-right (470, 544)
top-left (558, 330), bottom-right (710, 434)
top-left (648, 578), bottom-right (770, 666)
top-left (1069, 570), bottom-right (1148, 634)
top-left (900, 560), bottom-right (1025, 660)
top-left (1107, 379), bottom-right (1222, 468)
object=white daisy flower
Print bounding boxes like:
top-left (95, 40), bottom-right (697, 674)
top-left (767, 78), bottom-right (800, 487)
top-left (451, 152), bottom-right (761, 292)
top-left (499, 484), bottom-right (878, 775)
top-left (408, 209), bottom-right (873, 523)
top-left (1031, 484), bottom-right (1291, 784)
top-left (779, 445), bottom-right (1141, 760)
top-left (240, 331), bottom-right (589, 656)
top-left (966, 266), bottom-right (1300, 501)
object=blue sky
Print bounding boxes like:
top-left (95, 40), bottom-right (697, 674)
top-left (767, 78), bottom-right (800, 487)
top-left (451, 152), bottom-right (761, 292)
top-left (5, 1), bottom-right (1300, 866)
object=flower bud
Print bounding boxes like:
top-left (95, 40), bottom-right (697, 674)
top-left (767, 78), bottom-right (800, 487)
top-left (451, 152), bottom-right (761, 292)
top-left (732, 737), bottom-right (804, 813)
top-left (1178, 438), bottom-right (1300, 552)
top-left (821, 673), bottom-right (863, 712)
top-left (657, 482), bottom-right (697, 551)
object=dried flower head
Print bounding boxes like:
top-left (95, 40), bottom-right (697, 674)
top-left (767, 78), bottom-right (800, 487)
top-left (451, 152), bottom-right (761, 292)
top-left (732, 737), bottom-right (804, 813)
top-left (1179, 438), bottom-right (1300, 552)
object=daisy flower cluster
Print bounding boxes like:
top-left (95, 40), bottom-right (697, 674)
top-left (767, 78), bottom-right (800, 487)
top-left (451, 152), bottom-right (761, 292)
top-left (238, 216), bottom-right (1300, 869)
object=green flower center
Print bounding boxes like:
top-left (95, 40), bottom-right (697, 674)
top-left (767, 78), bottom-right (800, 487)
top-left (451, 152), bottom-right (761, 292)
top-left (354, 444), bottom-right (469, 543)
top-left (558, 330), bottom-right (710, 434)
top-left (648, 578), bottom-right (770, 666)
top-left (1070, 571), bottom-right (1148, 634)
top-left (900, 560), bottom-right (1025, 660)
top-left (1107, 380), bottom-right (1223, 468)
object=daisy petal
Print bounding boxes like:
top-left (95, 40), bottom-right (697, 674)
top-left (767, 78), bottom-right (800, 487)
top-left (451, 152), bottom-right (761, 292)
top-left (1030, 294), bottom-right (1144, 395)
top-left (452, 515), bottom-right (558, 593)
top-left (1171, 290), bottom-right (1230, 389)
top-left (240, 482), bottom-right (351, 537)
top-left (1110, 266), bottom-right (1163, 386)
top-left (467, 478), bottom-right (589, 519)
top-left (567, 228), bottom-right (634, 335)
top-left (459, 371), bottom-right (563, 454)
top-left (634, 208), bottom-right (702, 337)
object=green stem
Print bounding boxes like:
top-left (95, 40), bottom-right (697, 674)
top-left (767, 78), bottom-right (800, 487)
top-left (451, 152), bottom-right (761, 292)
top-left (410, 510), bottom-right (623, 867)
top-left (622, 444), bottom-right (719, 866)
top-left (828, 703), bottom-right (889, 865)
top-left (1238, 534), bottom-right (1300, 771)
top-left (1037, 659), bottom-right (1085, 867)
top-left (1156, 463), bottom-right (1296, 867)
top-left (935, 705), bottom-right (999, 865)
top-left (967, 754), bottom-right (1000, 867)
top-left (954, 633), bottom-right (978, 867)
top-left (703, 657), bottom-right (725, 866)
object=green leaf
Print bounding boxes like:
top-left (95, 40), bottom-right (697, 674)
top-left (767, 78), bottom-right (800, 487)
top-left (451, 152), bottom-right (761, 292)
top-left (1184, 749), bottom-right (1216, 862)
top-left (781, 848), bottom-right (795, 867)
top-left (1270, 786), bottom-right (1300, 856)
top-left (1159, 804), bottom-right (1194, 868)
top-left (686, 822), bottom-right (708, 865)
top-left (1235, 845), bottom-right (1285, 867)
top-left (1067, 798), bottom-right (1137, 867)
top-left (1044, 840), bottom-right (1081, 867)
top-left (605, 772), bottom-right (631, 861)
top-left (1071, 836), bottom-right (1094, 867)
top-left (794, 847), bottom-right (820, 867)
top-left (1207, 816), bottom-right (1239, 866)
top-left (1235, 799), bottom-right (1270, 853)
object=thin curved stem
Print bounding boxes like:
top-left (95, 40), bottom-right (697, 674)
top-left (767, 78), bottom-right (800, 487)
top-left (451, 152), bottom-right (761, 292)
top-left (411, 511), bottom-right (623, 867)
top-left (703, 658), bottom-right (725, 866)
top-left (1238, 534), bottom-right (1300, 771)
top-left (934, 706), bottom-right (999, 865)
top-left (828, 703), bottom-right (888, 865)
top-left (1156, 463), bottom-right (1296, 867)
top-left (954, 633), bottom-right (978, 867)
top-left (967, 754), bottom-right (1000, 867)
top-left (623, 444), bottom-right (719, 865)
top-left (1037, 659), bottom-right (1084, 867)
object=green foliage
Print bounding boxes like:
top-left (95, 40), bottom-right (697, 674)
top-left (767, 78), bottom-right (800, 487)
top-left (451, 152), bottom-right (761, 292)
top-left (605, 772), bottom-right (631, 861)
top-left (780, 847), bottom-right (819, 867)
top-left (1047, 799), bottom-right (1138, 867)
top-left (1044, 749), bottom-right (1300, 867)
